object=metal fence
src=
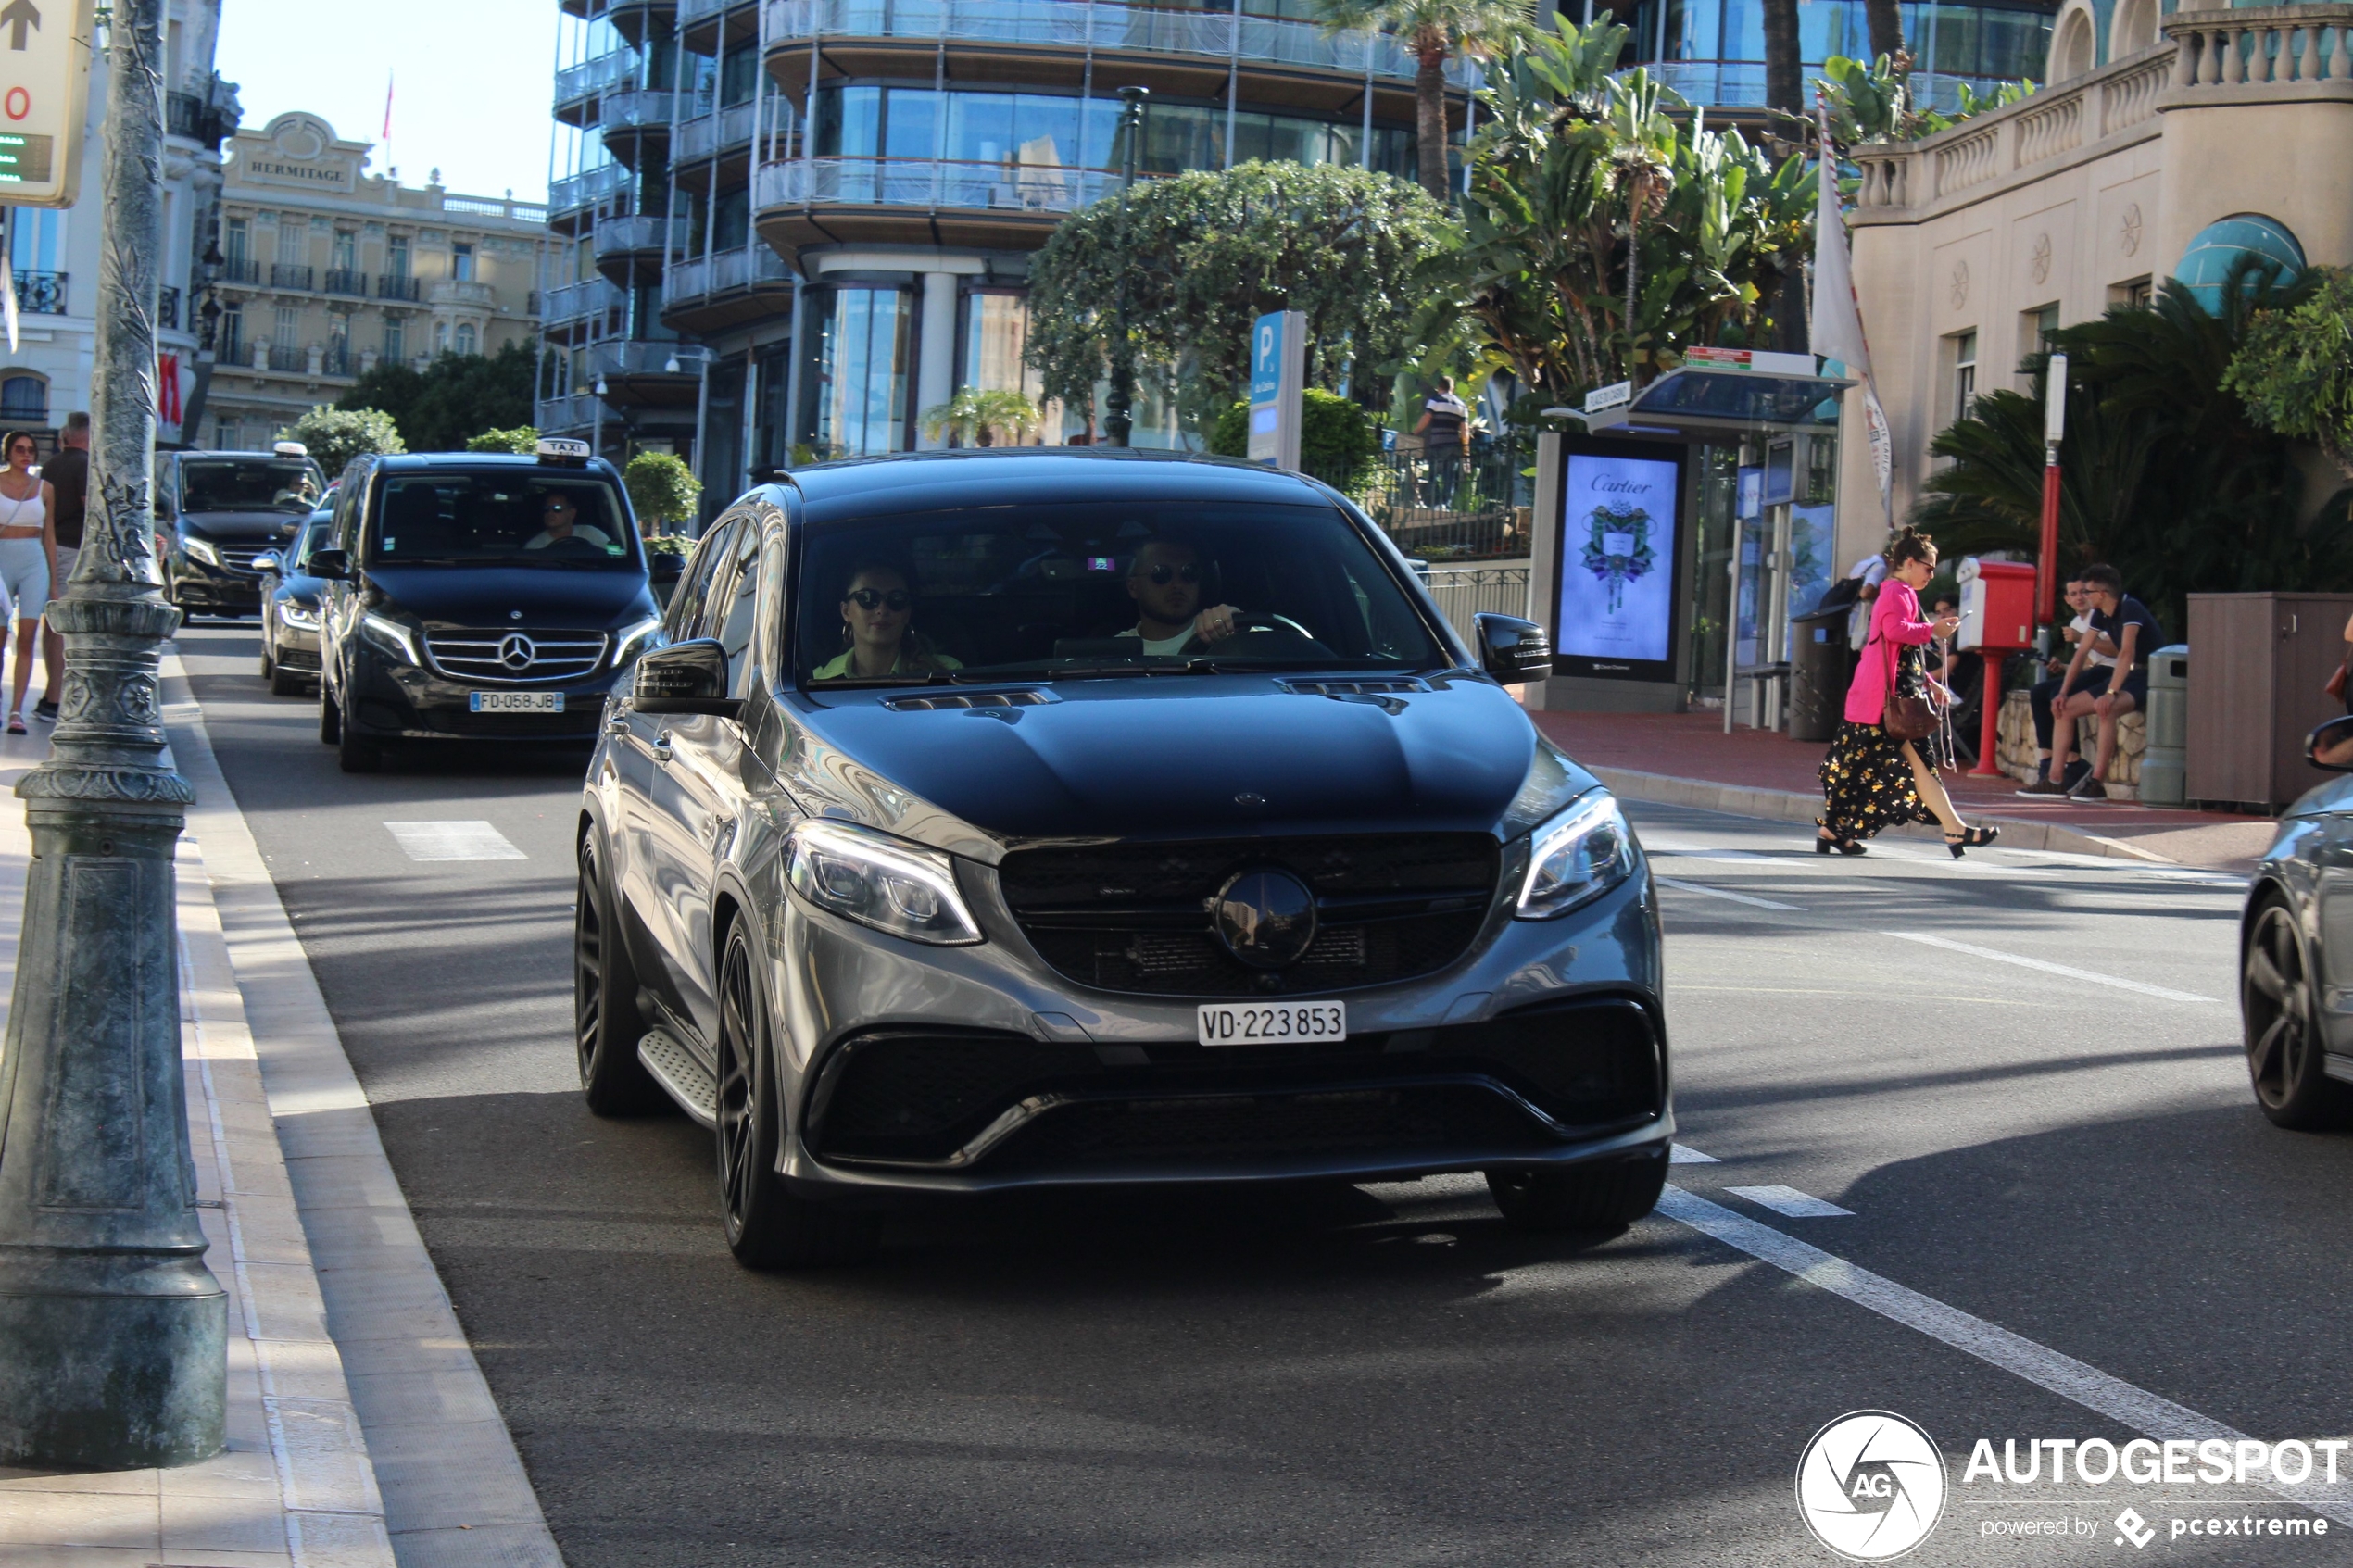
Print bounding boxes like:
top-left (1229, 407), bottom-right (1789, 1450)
top-left (1417, 564), bottom-right (1532, 646)
top-left (1313, 442), bottom-right (1533, 562)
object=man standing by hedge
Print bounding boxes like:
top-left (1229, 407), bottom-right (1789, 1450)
top-left (1415, 376), bottom-right (1471, 508)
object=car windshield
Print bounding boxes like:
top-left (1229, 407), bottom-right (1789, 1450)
top-left (366, 472), bottom-right (638, 571)
top-left (180, 459), bottom-right (323, 515)
top-left (795, 501), bottom-right (1447, 685)
top-left (293, 513), bottom-right (332, 570)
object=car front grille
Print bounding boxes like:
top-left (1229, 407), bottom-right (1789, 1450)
top-left (216, 542), bottom-right (280, 574)
top-left (996, 834), bottom-right (1500, 997)
top-left (423, 628), bottom-right (608, 684)
top-left (801, 1000), bottom-right (1662, 1172)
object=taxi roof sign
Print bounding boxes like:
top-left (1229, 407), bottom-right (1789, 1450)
top-left (535, 437), bottom-right (592, 465)
top-left (0, 0), bottom-right (96, 209)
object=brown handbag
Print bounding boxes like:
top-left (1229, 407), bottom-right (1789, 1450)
top-left (1876, 633), bottom-right (1939, 741)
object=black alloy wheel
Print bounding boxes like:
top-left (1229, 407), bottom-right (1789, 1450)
top-left (2244, 900), bottom-right (2340, 1128)
top-left (713, 920), bottom-right (872, 1269)
top-left (1486, 1147), bottom-right (1669, 1234)
top-left (574, 829), bottom-right (663, 1116)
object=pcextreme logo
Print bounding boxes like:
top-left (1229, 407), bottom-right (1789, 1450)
top-left (1796, 1411), bottom-right (1950, 1561)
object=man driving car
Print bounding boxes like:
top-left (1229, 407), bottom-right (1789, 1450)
top-left (524, 491), bottom-right (615, 552)
top-left (1118, 538), bottom-right (1245, 654)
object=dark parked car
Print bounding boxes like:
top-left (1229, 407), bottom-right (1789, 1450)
top-left (2242, 713), bottom-right (2353, 1124)
top-left (576, 451), bottom-right (1670, 1268)
top-left (257, 505), bottom-right (334, 696)
top-left (157, 445), bottom-right (328, 617)
top-left (310, 441), bottom-right (676, 772)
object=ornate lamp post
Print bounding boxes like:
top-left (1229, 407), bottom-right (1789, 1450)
top-left (1103, 85), bottom-right (1150, 449)
top-left (0, 0), bottom-right (226, 1468)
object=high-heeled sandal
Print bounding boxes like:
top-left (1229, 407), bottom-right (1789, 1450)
top-left (1944, 824), bottom-right (2000, 858)
top-left (1815, 833), bottom-right (1867, 856)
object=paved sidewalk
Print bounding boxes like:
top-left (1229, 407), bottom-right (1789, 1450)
top-left (1529, 708), bottom-right (2279, 872)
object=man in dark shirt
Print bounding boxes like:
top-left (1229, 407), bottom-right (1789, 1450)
top-left (1413, 376), bottom-right (1470, 508)
top-left (35, 412), bottom-right (88, 721)
top-left (2048, 561), bottom-right (2164, 801)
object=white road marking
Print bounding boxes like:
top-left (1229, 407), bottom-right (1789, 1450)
top-left (1884, 930), bottom-right (2219, 1004)
top-left (1654, 1185), bottom-right (2353, 1524)
top-left (1653, 875), bottom-right (1806, 912)
top-left (1725, 1185), bottom-right (1854, 1218)
top-left (384, 821), bottom-right (528, 862)
top-left (1668, 1144), bottom-right (1718, 1164)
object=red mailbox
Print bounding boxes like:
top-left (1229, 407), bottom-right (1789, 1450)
top-left (1957, 558), bottom-right (2037, 652)
top-left (1956, 558), bottom-right (2037, 776)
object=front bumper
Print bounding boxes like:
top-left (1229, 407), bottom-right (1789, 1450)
top-left (344, 644), bottom-right (623, 743)
top-left (770, 866), bottom-right (1670, 1195)
top-left (170, 557), bottom-right (262, 610)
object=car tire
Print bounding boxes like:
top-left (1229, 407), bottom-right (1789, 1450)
top-left (336, 717), bottom-right (382, 773)
top-left (259, 637), bottom-right (275, 681)
top-left (1486, 1147), bottom-right (1669, 1234)
top-left (574, 828), bottom-right (665, 1117)
top-left (2245, 898), bottom-right (2344, 1129)
top-left (713, 918), bottom-right (874, 1269)
top-left (269, 663), bottom-right (307, 697)
top-left (319, 685), bottom-right (342, 744)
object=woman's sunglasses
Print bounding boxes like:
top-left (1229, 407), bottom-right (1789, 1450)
top-left (1140, 563), bottom-right (1202, 586)
top-left (845, 588), bottom-right (912, 611)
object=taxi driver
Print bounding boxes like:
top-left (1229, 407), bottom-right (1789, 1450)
top-left (1120, 538), bottom-right (1244, 655)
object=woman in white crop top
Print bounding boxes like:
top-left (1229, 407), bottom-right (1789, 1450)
top-left (0, 430), bottom-right (56, 734)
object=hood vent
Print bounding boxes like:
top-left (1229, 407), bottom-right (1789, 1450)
top-left (1279, 677), bottom-right (1431, 697)
top-left (882, 688), bottom-right (1055, 711)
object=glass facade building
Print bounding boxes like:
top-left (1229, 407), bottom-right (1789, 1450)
top-left (542, 0), bottom-right (1453, 503)
top-left (1617, 0), bottom-right (2057, 113)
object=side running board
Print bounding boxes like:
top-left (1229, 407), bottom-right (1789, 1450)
top-left (637, 1029), bottom-right (718, 1127)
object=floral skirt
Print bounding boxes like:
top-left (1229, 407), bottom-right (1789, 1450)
top-left (1818, 721), bottom-right (1941, 842)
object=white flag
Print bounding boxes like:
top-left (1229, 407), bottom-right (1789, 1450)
top-left (1810, 106), bottom-right (1890, 511)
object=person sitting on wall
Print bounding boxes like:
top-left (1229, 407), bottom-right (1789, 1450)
top-left (2045, 563), bottom-right (2163, 803)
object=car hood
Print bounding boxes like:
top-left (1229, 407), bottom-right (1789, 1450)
top-left (774, 675), bottom-right (1595, 860)
top-left (363, 564), bottom-right (655, 630)
top-left (182, 510), bottom-right (308, 543)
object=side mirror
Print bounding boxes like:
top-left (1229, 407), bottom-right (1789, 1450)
top-left (308, 548), bottom-right (352, 581)
top-left (253, 551), bottom-right (282, 575)
top-left (1474, 612), bottom-right (1552, 686)
top-left (634, 637), bottom-right (739, 717)
top-left (2310, 715), bottom-right (2353, 772)
top-left (648, 552), bottom-right (683, 585)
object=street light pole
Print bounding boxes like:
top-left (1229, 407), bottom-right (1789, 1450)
top-left (0, 0), bottom-right (226, 1469)
top-left (1103, 85), bottom-right (1149, 449)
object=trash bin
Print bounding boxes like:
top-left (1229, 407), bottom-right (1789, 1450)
top-left (1788, 607), bottom-right (1851, 743)
top-left (2142, 643), bottom-right (2188, 807)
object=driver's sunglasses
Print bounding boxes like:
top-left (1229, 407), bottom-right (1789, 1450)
top-left (1141, 563), bottom-right (1202, 586)
top-left (845, 588), bottom-right (912, 611)
top-left (542, 497), bottom-right (575, 513)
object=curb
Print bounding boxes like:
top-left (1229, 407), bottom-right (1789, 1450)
top-left (1587, 765), bottom-right (2179, 864)
top-left (162, 655), bottom-right (568, 1568)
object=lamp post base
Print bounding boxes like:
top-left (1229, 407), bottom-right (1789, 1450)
top-left (0, 1269), bottom-right (226, 1469)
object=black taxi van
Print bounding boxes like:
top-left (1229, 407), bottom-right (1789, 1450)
top-left (310, 439), bottom-right (680, 771)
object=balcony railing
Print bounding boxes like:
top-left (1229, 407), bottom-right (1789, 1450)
top-left (270, 263), bottom-right (314, 291)
top-left (755, 155), bottom-right (1120, 215)
top-left (266, 345), bottom-right (308, 372)
top-left (444, 194), bottom-right (549, 222)
top-left (550, 162), bottom-right (633, 216)
top-left (431, 278), bottom-right (497, 307)
top-left (555, 46), bottom-right (641, 105)
top-left (322, 268), bottom-right (368, 297)
top-left (377, 274), bottom-right (422, 301)
top-left (220, 257), bottom-right (261, 285)
top-left (586, 340), bottom-right (703, 376)
top-left (159, 285), bottom-right (181, 330)
top-left (536, 392), bottom-right (605, 433)
top-left (544, 276), bottom-right (630, 325)
top-left (11, 270), bottom-right (65, 315)
top-left (675, 100), bottom-right (788, 163)
top-left (761, 0), bottom-right (1471, 88)
top-left (593, 213), bottom-right (692, 257)
top-left (663, 243), bottom-right (792, 304)
top-left (322, 345), bottom-right (353, 376)
top-left (682, 0), bottom-right (749, 20)
top-left (601, 89), bottom-right (678, 132)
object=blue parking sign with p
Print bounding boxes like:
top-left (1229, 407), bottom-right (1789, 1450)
top-left (1250, 314), bottom-right (1283, 406)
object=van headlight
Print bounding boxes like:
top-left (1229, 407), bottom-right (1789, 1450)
top-left (359, 611), bottom-right (422, 666)
top-left (1515, 792), bottom-right (1638, 920)
top-left (786, 820), bottom-right (982, 945)
top-left (182, 536), bottom-right (220, 568)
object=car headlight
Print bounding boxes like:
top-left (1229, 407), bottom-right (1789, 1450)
top-left (359, 610), bottom-right (422, 666)
top-left (611, 614), bottom-right (662, 667)
top-left (280, 600), bottom-right (319, 629)
top-left (786, 820), bottom-right (982, 946)
top-left (1515, 791), bottom-right (1639, 920)
top-left (182, 536), bottom-right (220, 568)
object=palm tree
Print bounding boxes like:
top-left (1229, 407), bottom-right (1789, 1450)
top-left (1761, 0), bottom-right (1802, 135)
top-left (1313, 0), bottom-right (1535, 202)
top-left (1865, 0), bottom-right (1906, 70)
top-left (919, 386), bottom-right (1044, 447)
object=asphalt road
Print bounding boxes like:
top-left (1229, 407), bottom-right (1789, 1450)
top-left (174, 621), bottom-right (2353, 1568)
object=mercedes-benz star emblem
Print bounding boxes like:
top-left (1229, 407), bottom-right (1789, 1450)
top-left (498, 633), bottom-right (535, 671)
top-left (1212, 868), bottom-right (1317, 971)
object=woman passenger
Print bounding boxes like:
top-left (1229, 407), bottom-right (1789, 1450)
top-left (812, 562), bottom-right (963, 680)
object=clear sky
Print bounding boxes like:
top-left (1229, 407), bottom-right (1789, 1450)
top-left (214, 0), bottom-right (560, 203)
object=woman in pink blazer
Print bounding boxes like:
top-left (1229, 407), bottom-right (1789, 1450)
top-left (1817, 527), bottom-right (1998, 857)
